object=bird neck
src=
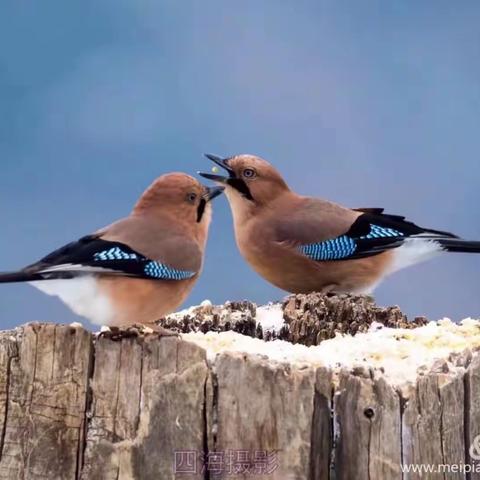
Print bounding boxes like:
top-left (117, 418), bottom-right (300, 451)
top-left (228, 189), bottom-right (300, 229)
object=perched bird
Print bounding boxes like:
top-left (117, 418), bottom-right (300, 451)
top-left (0, 173), bottom-right (224, 327)
top-left (200, 154), bottom-right (480, 295)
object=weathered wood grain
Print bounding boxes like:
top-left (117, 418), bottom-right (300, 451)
top-left (465, 353), bottom-right (480, 480)
top-left (402, 374), bottom-right (444, 480)
top-left (209, 352), bottom-right (319, 479)
top-left (0, 297), bottom-right (476, 480)
top-left (0, 324), bottom-right (92, 480)
top-left (81, 335), bottom-right (208, 480)
top-left (439, 370), bottom-right (466, 480)
top-left (282, 293), bottom-right (427, 346)
top-left (309, 367), bottom-right (333, 480)
top-left (0, 329), bottom-right (17, 470)
top-left (401, 368), bottom-right (467, 480)
top-left (334, 367), bottom-right (402, 480)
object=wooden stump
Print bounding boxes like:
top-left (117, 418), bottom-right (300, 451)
top-left (0, 295), bottom-right (478, 479)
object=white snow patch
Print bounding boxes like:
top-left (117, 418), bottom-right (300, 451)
top-left (256, 303), bottom-right (285, 333)
top-left (184, 318), bottom-right (480, 386)
top-left (168, 299), bottom-right (213, 319)
top-left (368, 321), bottom-right (385, 332)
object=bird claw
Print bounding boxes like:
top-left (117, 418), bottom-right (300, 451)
top-left (145, 323), bottom-right (181, 338)
top-left (95, 323), bottom-right (179, 341)
top-left (96, 325), bottom-right (137, 341)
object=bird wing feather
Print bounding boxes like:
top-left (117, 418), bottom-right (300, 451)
top-left (274, 199), bottom-right (457, 262)
top-left (19, 215), bottom-right (202, 281)
top-left (100, 215), bottom-right (203, 273)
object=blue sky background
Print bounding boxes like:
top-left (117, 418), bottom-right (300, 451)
top-left (0, 1), bottom-right (479, 329)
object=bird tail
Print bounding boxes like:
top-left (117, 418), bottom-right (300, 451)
top-left (0, 271), bottom-right (41, 283)
top-left (436, 238), bottom-right (480, 253)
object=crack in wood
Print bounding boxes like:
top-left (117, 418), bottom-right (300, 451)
top-left (203, 377), bottom-right (210, 480)
top-left (398, 391), bottom-right (406, 480)
top-left (75, 335), bottom-right (94, 480)
top-left (134, 344), bottom-right (144, 437)
top-left (464, 371), bottom-right (472, 480)
top-left (0, 339), bottom-right (18, 462)
top-left (437, 379), bottom-right (447, 480)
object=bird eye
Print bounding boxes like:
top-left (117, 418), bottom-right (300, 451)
top-left (242, 168), bottom-right (256, 179)
top-left (186, 192), bottom-right (198, 203)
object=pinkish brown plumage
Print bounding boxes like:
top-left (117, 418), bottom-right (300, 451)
top-left (0, 172), bottom-right (224, 327)
top-left (200, 154), bottom-right (480, 295)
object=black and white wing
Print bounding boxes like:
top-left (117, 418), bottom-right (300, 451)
top-left (298, 209), bottom-right (462, 262)
top-left (0, 235), bottom-right (197, 283)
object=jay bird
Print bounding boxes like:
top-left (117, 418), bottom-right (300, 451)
top-left (200, 154), bottom-right (480, 295)
top-left (0, 173), bottom-right (224, 327)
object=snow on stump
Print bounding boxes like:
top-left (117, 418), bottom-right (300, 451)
top-left (0, 294), bottom-right (479, 479)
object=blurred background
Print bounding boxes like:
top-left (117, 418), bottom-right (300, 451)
top-left (0, 0), bottom-right (479, 328)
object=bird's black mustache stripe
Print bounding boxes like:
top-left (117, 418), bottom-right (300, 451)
top-left (197, 199), bottom-right (206, 222)
top-left (197, 186), bottom-right (224, 222)
top-left (227, 178), bottom-right (254, 201)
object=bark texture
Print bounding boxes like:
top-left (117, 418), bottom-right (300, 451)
top-left (0, 294), bottom-right (476, 480)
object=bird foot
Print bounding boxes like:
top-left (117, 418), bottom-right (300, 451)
top-left (319, 284), bottom-right (337, 296)
top-left (96, 325), bottom-right (138, 341)
top-left (96, 323), bottom-right (179, 341)
top-left (142, 323), bottom-right (180, 337)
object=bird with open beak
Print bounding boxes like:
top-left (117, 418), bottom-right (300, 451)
top-left (0, 173), bottom-right (224, 328)
top-left (200, 154), bottom-right (480, 295)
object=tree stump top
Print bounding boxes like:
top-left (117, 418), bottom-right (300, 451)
top-left (169, 293), bottom-right (479, 388)
top-left (0, 293), bottom-right (479, 479)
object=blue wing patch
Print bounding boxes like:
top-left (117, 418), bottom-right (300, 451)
top-left (299, 224), bottom-right (404, 261)
top-left (93, 247), bottom-right (196, 280)
top-left (144, 261), bottom-right (196, 280)
top-left (94, 247), bottom-right (138, 261)
top-left (365, 225), bottom-right (401, 239)
top-left (300, 236), bottom-right (356, 260)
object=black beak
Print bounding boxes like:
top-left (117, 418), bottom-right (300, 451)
top-left (197, 185), bottom-right (225, 222)
top-left (198, 153), bottom-right (235, 183)
top-left (203, 185), bottom-right (225, 202)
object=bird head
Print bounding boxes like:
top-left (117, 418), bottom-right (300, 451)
top-left (133, 173), bottom-right (224, 228)
top-left (199, 154), bottom-right (289, 209)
